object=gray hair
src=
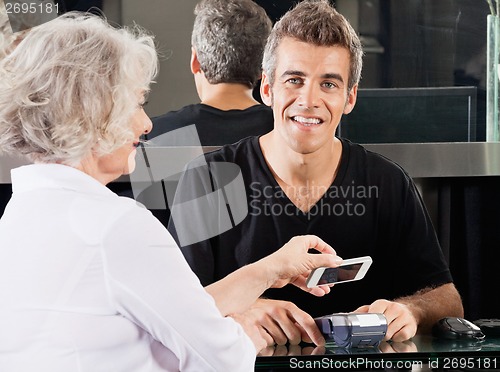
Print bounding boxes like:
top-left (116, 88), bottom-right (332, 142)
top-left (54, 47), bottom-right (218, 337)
top-left (262, 0), bottom-right (363, 91)
top-left (191, 0), bottom-right (272, 88)
top-left (0, 12), bottom-right (158, 166)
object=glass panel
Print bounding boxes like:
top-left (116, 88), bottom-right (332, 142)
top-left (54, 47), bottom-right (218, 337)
top-left (110, 0), bottom-right (492, 143)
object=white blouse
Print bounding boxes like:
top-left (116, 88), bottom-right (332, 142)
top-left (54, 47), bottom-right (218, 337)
top-left (0, 164), bottom-right (255, 372)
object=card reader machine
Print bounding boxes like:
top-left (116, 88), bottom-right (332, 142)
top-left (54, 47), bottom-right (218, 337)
top-left (314, 313), bottom-right (387, 348)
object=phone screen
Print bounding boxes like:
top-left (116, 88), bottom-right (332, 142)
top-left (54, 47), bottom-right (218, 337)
top-left (317, 263), bottom-right (363, 285)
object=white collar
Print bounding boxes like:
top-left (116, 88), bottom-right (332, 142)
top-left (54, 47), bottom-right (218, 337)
top-left (11, 163), bottom-right (114, 197)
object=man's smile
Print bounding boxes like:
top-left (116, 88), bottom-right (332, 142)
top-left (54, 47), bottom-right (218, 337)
top-left (290, 115), bottom-right (324, 127)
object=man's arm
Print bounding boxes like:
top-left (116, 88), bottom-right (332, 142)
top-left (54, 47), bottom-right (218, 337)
top-left (242, 298), bottom-right (328, 346)
top-left (396, 282), bottom-right (464, 333)
top-left (356, 282), bottom-right (463, 342)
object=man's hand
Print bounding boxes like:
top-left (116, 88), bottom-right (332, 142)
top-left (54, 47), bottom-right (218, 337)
top-left (378, 339), bottom-right (418, 353)
top-left (259, 344), bottom-right (326, 357)
top-left (354, 284), bottom-right (464, 342)
top-left (228, 312), bottom-right (268, 353)
top-left (244, 298), bottom-right (326, 346)
top-left (355, 299), bottom-right (418, 342)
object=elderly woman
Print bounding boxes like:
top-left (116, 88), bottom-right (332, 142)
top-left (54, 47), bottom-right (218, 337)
top-left (0, 12), bottom-right (341, 372)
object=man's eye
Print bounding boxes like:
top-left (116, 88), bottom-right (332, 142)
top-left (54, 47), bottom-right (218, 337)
top-left (138, 101), bottom-right (149, 109)
top-left (286, 78), bottom-right (302, 85)
top-left (322, 82), bottom-right (336, 89)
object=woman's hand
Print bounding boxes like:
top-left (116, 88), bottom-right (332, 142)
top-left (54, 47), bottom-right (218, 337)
top-left (207, 235), bottom-right (341, 316)
top-left (261, 235), bottom-right (342, 297)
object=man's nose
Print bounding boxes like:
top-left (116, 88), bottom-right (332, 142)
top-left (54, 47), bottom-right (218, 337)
top-left (297, 84), bottom-right (321, 109)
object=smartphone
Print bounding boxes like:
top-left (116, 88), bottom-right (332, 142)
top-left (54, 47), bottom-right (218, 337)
top-left (306, 256), bottom-right (373, 288)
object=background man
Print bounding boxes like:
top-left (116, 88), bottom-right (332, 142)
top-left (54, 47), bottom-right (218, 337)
top-left (147, 0), bottom-right (274, 145)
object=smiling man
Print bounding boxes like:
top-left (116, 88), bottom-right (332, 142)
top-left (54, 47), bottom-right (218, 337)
top-left (172, 0), bottom-right (463, 346)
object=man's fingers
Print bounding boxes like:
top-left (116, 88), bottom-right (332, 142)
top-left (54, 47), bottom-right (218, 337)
top-left (251, 299), bottom-right (326, 346)
top-left (299, 322), bottom-right (325, 346)
top-left (390, 322), bottom-right (417, 342)
top-left (262, 320), bottom-right (289, 346)
top-left (310, 345), bottom-right (326, 355)
top-left (251, 308), bottom-right (289, 345)
top-left (353, 300), bottom-right (417, 342)
top-left (259, 327), bottom-right (277, 347)
top-left (388, 340), bottom-right (418, 352)
top-left (272, 345), bottom-right (289, 357)
top-left (257, 345), bottom-right (275, 357)
top-left (290, 312), bottom-right (326, 346)
top-left (279, 320), bottom-right (302, 345)
top-left (354, 305), bottom-right (370, 313)
top-left (295, 322), bottom-right (313, 344)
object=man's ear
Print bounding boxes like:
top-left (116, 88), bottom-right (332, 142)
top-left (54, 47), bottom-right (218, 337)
top-left (260, 72), bottom-right (273, 107)
top-left (343, 84), bottom-right (358, 115)
top-left (190, 47), bottom-right (201, 74)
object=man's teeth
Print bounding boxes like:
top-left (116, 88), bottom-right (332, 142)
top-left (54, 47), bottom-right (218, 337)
top-left (293, 116), bottom-right (321, 125)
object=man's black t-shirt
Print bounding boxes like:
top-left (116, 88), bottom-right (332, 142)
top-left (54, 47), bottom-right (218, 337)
top-left (171, 136), bottom-right (452, 317)
top-left (148, 103), bottom-right (273, 146)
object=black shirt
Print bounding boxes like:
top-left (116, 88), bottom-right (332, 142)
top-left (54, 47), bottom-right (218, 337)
top-left (148, 103), bottom-right (273, 146)
top-left (170, 136), bottom-right (452, 317)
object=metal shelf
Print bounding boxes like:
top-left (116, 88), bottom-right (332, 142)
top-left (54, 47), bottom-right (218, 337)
top-left (3, 142), bottom-right (500, 184)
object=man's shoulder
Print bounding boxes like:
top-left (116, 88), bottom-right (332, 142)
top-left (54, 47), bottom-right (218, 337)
top-left (151, 104), bottom-right (201, 128)
top-left (341, 138), bottom-right (412, 179)
top-left (147, 104), bottom-right (203, 141)
top-left (243, 104), bottom-right (273, 115)
top-left (203, 136), bottom-right (259, 163)
top-left (153, 103), bottom-right (270, 124)
top-left (149, 104), bottom-right (273, 144)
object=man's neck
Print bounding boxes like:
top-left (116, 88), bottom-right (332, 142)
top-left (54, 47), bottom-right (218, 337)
top-left (259, 131), bottom-right (342, 186)
top-left (200, 82), bottom-right (260, 111)
top-left (259, 131), bottom-right (342, 212)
